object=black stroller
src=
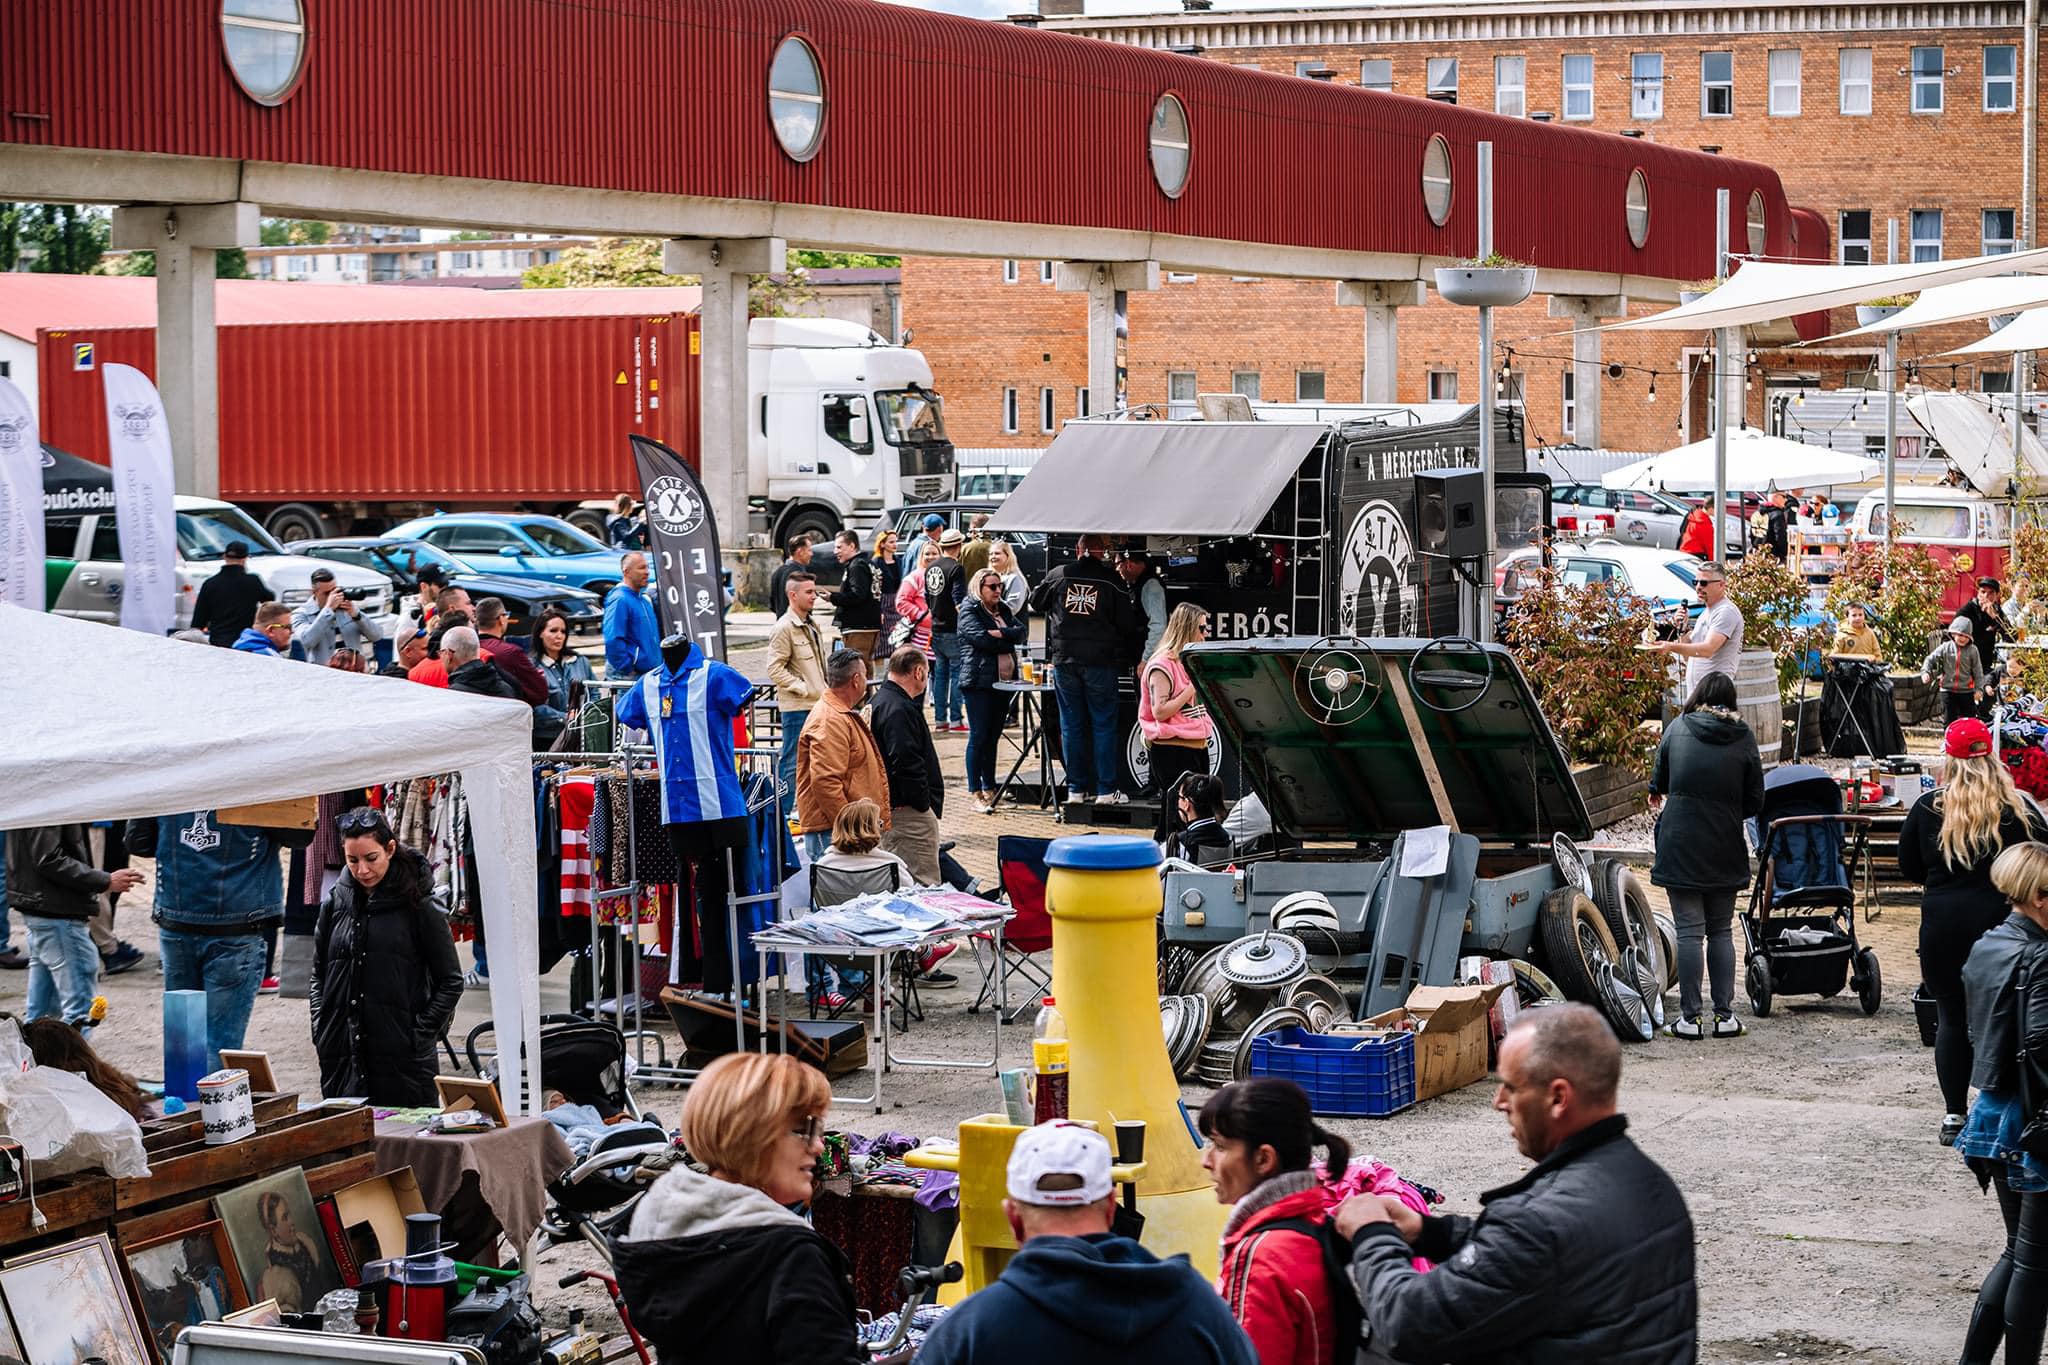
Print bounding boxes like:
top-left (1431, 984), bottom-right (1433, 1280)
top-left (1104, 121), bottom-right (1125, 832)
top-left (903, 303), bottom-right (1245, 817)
top-left (1742, 765), bottom-right (1882, 1017)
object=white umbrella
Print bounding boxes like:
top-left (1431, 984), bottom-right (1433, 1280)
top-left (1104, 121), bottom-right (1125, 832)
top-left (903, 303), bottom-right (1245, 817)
top-left (1601, 428), bottom-right (1880, 494)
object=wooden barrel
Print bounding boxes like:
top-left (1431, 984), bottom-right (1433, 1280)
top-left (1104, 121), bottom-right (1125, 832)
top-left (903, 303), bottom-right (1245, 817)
top-left (1734, 649), bottom-right (1783, 768)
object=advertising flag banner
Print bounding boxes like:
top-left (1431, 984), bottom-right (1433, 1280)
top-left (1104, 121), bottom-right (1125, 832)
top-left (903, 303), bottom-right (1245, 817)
top-left (0, 377), bottom-right (44, 611)
top-left (100, 363), bottom-right (178, 636)
top-left (629, 435), bottom-right (728, 660)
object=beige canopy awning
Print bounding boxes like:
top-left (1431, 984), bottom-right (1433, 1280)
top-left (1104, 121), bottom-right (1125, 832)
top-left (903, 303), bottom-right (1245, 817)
top-left (1818, 274), bottom-right (2048, 340)
top-left (1605, 249), bottom-right (2048, 332)
top-left (1941, 308), bottom-right (2048, 356)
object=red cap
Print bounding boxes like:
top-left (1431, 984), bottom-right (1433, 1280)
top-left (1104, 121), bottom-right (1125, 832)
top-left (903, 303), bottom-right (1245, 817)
top-left (1945, 718), bottom-right (1994, 758)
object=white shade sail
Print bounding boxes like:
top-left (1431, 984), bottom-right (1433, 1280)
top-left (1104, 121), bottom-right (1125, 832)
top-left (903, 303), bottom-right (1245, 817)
top-left (1907, 392), bottom-right (2048, 493)
top-left (1819, 274), bottom-right (2048, 340)
top-left (1942, 307), bottom-right (2048, 356)
top-left (0, 606), bottom-right (543, 1114)
top-left (1606, 249), bottom-right (2048, 333)
top-left (1601, 428), bottom-right (1880, 493)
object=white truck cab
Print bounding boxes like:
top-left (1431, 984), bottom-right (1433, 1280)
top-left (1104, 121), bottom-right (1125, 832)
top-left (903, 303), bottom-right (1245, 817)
top-left (749, 317), bottom-right (954, 546)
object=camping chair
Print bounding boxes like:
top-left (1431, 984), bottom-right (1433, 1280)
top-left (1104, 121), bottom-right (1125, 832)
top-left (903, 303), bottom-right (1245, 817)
top-left (971, 835), bottom-right (1054, 1025)
top-left (807, 859), bottom-right (919, 1025)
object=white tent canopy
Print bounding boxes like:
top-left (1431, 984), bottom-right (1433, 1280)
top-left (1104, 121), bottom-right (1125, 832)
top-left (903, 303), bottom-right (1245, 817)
top-left (0, 606), bottom-right (542, 1112)
top-left (1942, 307), bottom-right (2048, 356)
top-left (1907, 392), bottom-right (2048, 493)
top-left (1819, 274), bottom-right (2048, 340)
top-left (1605, 249), bottom-right (2048, 333)
top-left (1601, 428), bottom-right (1880, 493)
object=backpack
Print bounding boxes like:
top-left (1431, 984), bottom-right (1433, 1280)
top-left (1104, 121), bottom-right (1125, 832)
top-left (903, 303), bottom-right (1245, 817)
top-left (1262, 1215), bottom-right (1366, 1365)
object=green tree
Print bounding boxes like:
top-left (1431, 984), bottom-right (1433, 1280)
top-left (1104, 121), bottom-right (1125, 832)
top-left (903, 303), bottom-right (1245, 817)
top-left (112, 248), bottom-right (253, 280)
top-left (788, 248), bottom-right (900, 269)
top-left (448, 228), bottom-right (497, 242)
top-left (520, 238), bottom-right (815, 316)
top-left (258, 218), bottom-right (332, 246)
top-left (0, 204), bottom-right (109, 274)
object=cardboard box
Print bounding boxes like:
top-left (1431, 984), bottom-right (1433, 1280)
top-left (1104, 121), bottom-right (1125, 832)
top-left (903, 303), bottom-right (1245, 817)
top-left (1363, 983), bottom-right (1508, 1102)
top-left (215, 797), bottom-right (318, 830)
top-left (333, 1166), bottom-right (427, 1262)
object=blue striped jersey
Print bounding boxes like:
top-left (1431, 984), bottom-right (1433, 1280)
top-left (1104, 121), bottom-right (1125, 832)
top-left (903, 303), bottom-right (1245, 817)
top-left (615, 654), bottom-right (754, 823)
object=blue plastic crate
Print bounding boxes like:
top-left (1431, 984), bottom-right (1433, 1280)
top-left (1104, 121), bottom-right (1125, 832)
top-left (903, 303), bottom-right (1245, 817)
top-left (1248, 1027), bottom-right (1416, 1118)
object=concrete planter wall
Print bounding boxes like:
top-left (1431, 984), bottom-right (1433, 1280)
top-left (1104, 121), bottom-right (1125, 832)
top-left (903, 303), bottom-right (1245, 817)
top-left (1574, 761), bottom-right (1650, 830)
top-left (1891, 673), bottom-right (1938, 727)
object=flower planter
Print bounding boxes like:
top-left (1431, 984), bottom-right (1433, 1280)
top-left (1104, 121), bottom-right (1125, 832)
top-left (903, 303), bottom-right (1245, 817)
top-left (1435, 266), bottom-right (1537, 309)
top-left (1855, 303), bottom-right (1905, 328)
top-left (1572, 761), bottom-right (1649, 830)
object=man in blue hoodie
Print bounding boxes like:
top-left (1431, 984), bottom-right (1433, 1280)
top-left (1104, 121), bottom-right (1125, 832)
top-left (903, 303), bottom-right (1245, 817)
top-left (232, 602), bottom-right (294, 657)
top-left (916, 1122), bottom-right (1257, 1365)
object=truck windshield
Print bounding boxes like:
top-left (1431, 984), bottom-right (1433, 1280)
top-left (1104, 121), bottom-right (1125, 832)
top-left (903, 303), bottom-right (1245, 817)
top-left (876, 389), bottom-right (947, 445)
top-left (179, 506), bottom-right (285, 561)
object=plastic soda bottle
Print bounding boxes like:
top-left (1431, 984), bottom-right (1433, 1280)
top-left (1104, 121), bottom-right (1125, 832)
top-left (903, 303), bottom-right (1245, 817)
top-left (1032, 996), bottom-right (1069, 1123)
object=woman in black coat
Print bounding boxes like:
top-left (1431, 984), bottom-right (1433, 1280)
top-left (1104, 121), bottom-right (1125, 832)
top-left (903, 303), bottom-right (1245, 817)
top-left (1648, 671), bottom-right (1765, 1041)
top-left (310, 807), bottom-right (463, 1106)
top-left (957, 568), bottom-right (1027, 813)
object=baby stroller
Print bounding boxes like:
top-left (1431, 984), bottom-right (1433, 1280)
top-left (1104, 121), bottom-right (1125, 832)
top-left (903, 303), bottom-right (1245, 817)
top-left (1742, 765), bottom-right (1881, 1016)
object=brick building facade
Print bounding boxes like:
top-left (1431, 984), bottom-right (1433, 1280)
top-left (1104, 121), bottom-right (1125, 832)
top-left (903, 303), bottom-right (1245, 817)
top-left (905, 0), bottom-right (2042, 457)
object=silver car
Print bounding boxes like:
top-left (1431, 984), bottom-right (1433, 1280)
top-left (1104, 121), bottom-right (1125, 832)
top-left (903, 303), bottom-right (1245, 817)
top-left (1548, 483), bottom-right (1697, 548)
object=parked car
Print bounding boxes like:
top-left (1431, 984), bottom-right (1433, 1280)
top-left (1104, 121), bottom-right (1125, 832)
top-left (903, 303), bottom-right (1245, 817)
top-left (295, 537), bottom-right (603, 637)
top-left (1496, 539), bottom-right (1706, 636)
top-left (45, 495), bottom-right (397, 634)
top-left (955, 466), bottom-right (1036, 499)
top-left (383, 513), bottom-right (626, 595)
top-left (883, 499), bottom-right (1057, 582)
top-left (1550, 483), bottom-right (1743, 551)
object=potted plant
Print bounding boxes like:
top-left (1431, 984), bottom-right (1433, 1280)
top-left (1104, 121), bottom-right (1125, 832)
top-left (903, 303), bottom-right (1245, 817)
top-left (1435, 253), bottom-right (1537, 308)
top-left (1855, 295), bottom-right (1915, 328)
top-left (1679, 277), bottom-right (1723, 305)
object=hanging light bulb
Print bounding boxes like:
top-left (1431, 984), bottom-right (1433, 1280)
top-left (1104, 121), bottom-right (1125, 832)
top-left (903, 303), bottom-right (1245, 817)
top-left (1647, 373), bottom-right (1658, 401)
top-left (1795, 388), bottom-right (1806, 406)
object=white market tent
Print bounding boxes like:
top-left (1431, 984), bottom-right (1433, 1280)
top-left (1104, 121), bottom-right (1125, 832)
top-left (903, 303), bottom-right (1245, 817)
top-left (0, 606), bottom-right (542, 1113)
top-left (1907, 392), bottom-right (2048, 493)
top-left (1943, 307), bottom-right (2048, 356)
top-left (1601, 428), bottom-right (1879, 494)
top-left (1603, 248), bottom-right (2048, 334)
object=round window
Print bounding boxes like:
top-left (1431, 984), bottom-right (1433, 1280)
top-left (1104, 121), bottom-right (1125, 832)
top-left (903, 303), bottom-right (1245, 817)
top-left (768, 36), bottom-right (826, 162)
top-left (1625, 168), bottom-right (1650, 249)
top-left (220, 0), bottom-right (306, 106)
top-left (1421, 135), bottom-right (1453, 227)
top-left (1149, 94), bottom-right (1190, 198)
top-left (1746, 190), bottom-right (1767, 257)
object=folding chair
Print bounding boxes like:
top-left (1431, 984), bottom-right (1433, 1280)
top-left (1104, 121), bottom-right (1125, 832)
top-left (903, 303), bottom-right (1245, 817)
top-left (971, 835), bottom-right (1054, 1024)
top-left (807, 859), bottom-right (907, 1023)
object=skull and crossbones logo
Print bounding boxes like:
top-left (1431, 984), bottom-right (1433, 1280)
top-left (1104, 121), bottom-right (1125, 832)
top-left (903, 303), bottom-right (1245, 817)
top-left (693, 588), bottom-right (716, 617)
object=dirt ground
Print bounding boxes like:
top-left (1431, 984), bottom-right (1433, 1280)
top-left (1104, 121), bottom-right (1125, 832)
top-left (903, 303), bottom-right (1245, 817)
top-left (66, 627), bottom-right (1992, 1362)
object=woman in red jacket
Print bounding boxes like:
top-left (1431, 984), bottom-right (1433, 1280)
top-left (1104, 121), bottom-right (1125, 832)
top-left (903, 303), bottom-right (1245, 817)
top-left (1679, 501), bottom-right (1716, 558)
top-left (1201, 1078), bottom-right (1351, 1365)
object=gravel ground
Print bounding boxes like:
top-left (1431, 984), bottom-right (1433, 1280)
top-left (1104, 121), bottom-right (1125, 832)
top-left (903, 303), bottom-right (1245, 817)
top-left (68, 634), bottom-right (1991, 1362)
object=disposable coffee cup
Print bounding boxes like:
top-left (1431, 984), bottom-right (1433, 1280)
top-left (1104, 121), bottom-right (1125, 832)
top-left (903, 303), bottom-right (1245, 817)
top-left (1113, 1119), bottom-right (1146, 1164)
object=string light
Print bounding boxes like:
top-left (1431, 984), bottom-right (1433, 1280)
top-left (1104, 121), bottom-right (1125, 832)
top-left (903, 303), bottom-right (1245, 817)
top-left (1647, 373), bottom-right (1657, 401)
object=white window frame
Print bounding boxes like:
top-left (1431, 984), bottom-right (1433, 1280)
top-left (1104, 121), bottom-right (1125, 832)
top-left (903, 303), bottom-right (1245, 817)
top-left (1911, 208), bottom-right (1944, 263)
top-left (1630, 53), bottom-right (1664, 119)
top-left (1295, 370), bottom-right (1326, 403)
top-left (1075, 386), bottom-right (1091, 418)
top-left (1427, 57), bottom-right (1458, 103)
top-left (1839, 48), bottom-right (1872, 115)
top-left (1701, 51), bottom-right (1733, 116)
top-left (1231, 371), bottom-right (1261, 401)
top-left (1839, 210), bottom-right (1872, 265)
top-left (1427, 370), bottom-right (1459, 402)
top-left (1561, 54), bottom-right (1593, 120)
top-left (1002, 387), bottom-right (1019, 434)
top-left (1039, 259), bottom-right (1055, 283)
top-left (1768, 49), bottom-right (1801, 116)
top-left (1166, 271), bottom-right (1197, 284)
top-left (1986, 45), bottom-right (2018, 112)
top-left (1912, 46), bottom-right (1945, 114)
top-left (1495, 56), bottom-right (1526, 117)
top-left (1039, 386), bottom-right (1055, 433)
top-left (1360, 58), bottom-right (1393, 91)
top-left (1985, 208), bottom-right (2017, 255)
top-left (1561, 371), bottom-right (1578, 440)
top-left (1001, 259), bottom-right (1019, 284)
top-left (1167, 371), bottom-right (1198, 420)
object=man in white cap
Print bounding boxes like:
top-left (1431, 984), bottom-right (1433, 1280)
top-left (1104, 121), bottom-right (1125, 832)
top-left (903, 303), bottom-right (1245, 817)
top-left (915, 1122), bottom-right (1256, 1365)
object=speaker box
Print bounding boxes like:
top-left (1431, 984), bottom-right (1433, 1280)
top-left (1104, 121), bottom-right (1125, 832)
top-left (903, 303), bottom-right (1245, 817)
top-left (1414, 468), bottom-right (1487, 560)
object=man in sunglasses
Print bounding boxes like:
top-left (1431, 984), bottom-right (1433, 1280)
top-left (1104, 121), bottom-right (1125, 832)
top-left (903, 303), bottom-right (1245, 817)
top-left (1647, 560), bottom-right (1743, 695)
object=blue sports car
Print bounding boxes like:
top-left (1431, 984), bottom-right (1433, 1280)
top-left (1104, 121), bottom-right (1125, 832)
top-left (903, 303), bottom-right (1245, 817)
top-left (383, 513), bottom-right (628, 596)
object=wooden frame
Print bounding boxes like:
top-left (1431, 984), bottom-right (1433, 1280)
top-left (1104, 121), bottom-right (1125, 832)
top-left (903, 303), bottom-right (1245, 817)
top-left (216, 1051), bottom-right (278, 1094)
top-left (0, 1232), bottom-right (151, 1365)
top-left (120, 1220), bottom-right (251, 1362)
top-left (222, 1299), bottom-right (282, 1327)
top-left (434, 1074), bottom-right (508, 1129)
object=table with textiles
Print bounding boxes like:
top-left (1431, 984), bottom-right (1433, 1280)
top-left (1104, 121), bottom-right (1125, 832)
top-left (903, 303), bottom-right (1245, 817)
top-left (811, 1133), bottom-right (957, 1316)
top-left (374, 1116), bottom-right (574, 1265)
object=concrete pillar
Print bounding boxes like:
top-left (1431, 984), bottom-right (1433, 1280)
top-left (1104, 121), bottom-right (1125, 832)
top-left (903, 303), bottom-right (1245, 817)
top-left (1336, 280), bottom-right (1426, 403)
top-left (110, 203), bottom-right (257, 498)
top-left (1056, 261), bottom-right (1158, 415)
top-left (664, 237), bottom-right (785, 546)
top-left (1546, 294), bottom-right (1627, 450)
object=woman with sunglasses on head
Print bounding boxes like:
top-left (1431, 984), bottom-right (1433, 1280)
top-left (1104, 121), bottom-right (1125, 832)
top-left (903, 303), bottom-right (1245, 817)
top-left (309, 807), bottom-right (463, 1107)
top-left (616, 1052), bottom-right (860, 1365)
top-left (527, 606), bottom-right (594, 748)
top-left (958, 567), bottom-right (1027, 813)
top-left (1142, 602), bottom-right (1216, 843)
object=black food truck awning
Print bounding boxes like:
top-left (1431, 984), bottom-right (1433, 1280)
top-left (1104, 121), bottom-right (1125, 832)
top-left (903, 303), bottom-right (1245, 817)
top-left (40, 444), bottom-right (115, 515)
top-left (1182, 637), bottom-right (1593, 844)
top-left (987, 422), bottom-right (1325, 537)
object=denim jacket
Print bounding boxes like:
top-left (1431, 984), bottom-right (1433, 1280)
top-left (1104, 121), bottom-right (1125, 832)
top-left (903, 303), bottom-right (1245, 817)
top-left (126, 811), bottom-right (315, 931)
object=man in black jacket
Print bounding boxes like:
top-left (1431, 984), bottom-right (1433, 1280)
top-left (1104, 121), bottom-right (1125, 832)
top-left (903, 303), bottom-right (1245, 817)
top-left (1339, 1004), bottom-right (1696, 1364)
top-left (443, 627), bottom-right (521, 699)
top-left (1029, 535), bottom-right (1137, 805)
top-left (7, 825), bottom-right (144, 1031)
top-left (828, 530), bottom-right (882, 665)
top-left (872, 646), bottom-right (944, 885)
top-left (190, 541), bottom-right (274, 648)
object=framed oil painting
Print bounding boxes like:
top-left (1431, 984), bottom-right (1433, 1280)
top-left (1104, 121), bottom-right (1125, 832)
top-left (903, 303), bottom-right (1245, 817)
top-left (122, 1222), bottom-right (249, 1360)
top-left (212, 1168), bottom-right (341, 1315)
top-left (0, 1234), bottom-right (150, 1365)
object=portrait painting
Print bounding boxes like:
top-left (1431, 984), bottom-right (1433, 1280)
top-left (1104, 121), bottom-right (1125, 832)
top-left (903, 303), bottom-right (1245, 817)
top-left (212, 1168), bottom-right (341, 1315)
